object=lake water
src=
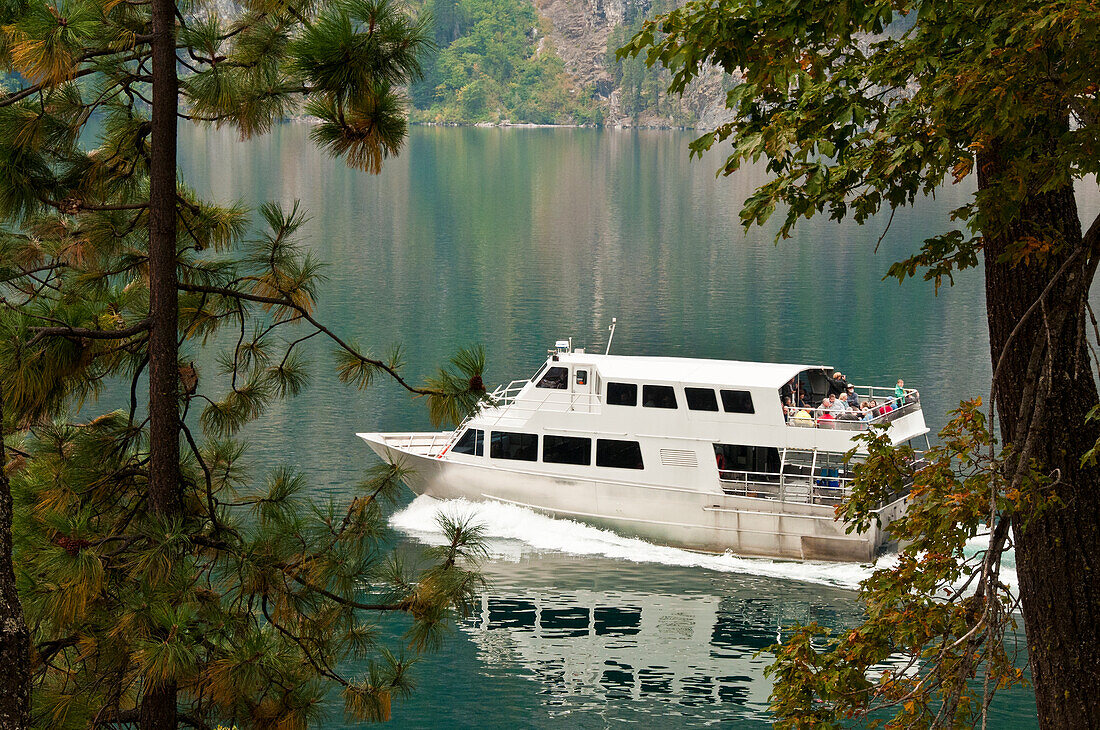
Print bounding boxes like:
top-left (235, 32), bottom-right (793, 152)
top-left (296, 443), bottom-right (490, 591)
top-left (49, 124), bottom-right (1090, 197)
top-left (175, 124), bottom-right (1043, 727)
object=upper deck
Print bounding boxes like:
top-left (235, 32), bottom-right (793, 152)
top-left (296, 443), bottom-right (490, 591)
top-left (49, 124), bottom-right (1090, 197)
top-left (460, 350), bottom-right (927, 455)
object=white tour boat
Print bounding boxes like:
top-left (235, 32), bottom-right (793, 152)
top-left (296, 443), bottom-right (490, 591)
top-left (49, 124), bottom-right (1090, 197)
top-left (359, 336), bottom-right (928, 562)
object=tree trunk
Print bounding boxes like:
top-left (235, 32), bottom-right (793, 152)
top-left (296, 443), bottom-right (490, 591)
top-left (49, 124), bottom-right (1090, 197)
top-left (0, 387), bottom-right (30, 729)
top-left (979, 142), bottom-right (1100, 728)
top-left (142, 0), bottom-right (180, 722)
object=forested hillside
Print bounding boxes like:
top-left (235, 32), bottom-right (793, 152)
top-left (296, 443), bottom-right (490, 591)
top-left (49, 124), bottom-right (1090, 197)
top-left (407, 0), bottom-right (734, 126)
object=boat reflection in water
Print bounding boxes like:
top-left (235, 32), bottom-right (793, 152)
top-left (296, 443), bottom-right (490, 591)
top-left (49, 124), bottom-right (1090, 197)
top-left (455, 554), bottom-right (857, 723)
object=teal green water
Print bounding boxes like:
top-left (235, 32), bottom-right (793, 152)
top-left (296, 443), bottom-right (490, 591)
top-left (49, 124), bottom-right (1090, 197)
top-left (174, 124), bottom-right (1046, 727)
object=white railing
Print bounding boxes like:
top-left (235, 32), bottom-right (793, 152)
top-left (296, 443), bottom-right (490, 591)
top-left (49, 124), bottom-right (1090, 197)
top-left (384, 432), bottom-right (450, 457)
top-left (475, 382), bottom-right (604, 429)
top-left (436, 380), bottom-right (604, 456)
top-left (786, 389), bottom-right (921, 431)
top-left (718, 459), bottom-right (924, 506)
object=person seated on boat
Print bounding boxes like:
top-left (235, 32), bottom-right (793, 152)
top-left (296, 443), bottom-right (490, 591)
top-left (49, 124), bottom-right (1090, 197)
top-left (828, 371), bottom-right (849, 397)
top-left (836, 392), bottom-right (862, 420)
top-left (817, 398), bottom-right (835, 425)
top-left (791, 406), bottom-right (814, 425)
top-left (860, 398), bottom-right (878, 422)
top-left (782, 396), bottom-right (796, 421)
top-left (827, 394), bottom-right (847, 416)
top-left (796, 382), bottom-right (812, 408)
top-left (845, 384), bottom-right (860, 409)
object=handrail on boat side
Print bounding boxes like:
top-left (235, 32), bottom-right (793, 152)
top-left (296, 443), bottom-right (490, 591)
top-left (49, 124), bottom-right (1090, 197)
top-left (436, 379), bottom-right (605, 456)
top-left (717, 458), bottom-right (924, 507)
top-left (786, 390), bottom-right (921, 431)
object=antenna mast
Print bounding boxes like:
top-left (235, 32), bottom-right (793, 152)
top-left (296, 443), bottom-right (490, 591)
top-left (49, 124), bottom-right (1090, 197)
top-left (605, 318), bottom-right (617, 355)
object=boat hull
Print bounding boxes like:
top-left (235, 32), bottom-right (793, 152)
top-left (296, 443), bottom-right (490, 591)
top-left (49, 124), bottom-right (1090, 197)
top-left (360, 432), bottom-right (904, 562)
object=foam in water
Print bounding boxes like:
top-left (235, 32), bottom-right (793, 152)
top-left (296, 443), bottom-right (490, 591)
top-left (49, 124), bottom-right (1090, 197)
top-left (390, 495), bottom-right (1020, 594)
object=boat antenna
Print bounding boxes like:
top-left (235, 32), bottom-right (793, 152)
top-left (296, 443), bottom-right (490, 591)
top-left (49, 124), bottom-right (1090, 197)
top-left (606, 317), bottom-right (617, 355)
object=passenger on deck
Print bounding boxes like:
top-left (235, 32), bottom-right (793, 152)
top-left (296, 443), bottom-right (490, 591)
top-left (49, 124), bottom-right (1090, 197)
top-left (792, 407), bottom-right (814, 425)
top-left (828, 371), bottom-right (848, 397)
top-left (782, 396), bottom-right (795, 421)
top-left (781, 377), bottom-right (797, 401)
top-left (817, 398), bottom-right (834, 423)
top-left (846, 384), bottom-right (860, 409)
top-left (828, 394), bottom-right (846, 415)
top-left (894, 378), bottom-right (919, 407)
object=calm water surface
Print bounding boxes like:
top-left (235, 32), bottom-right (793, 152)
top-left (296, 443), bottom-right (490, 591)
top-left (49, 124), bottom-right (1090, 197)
top-left (173, 124), bottom-right (1048, 727)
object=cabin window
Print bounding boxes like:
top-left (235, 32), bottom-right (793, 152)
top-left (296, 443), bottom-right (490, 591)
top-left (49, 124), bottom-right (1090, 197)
top-left (684, 387), bottom-right (719, 412)
top-left (490, 431), bottom-right (538, 461)
top-left (713, 444), bottom-right (780, 476)
top-left (536, 366), bottom-right (569, 390)
top-left (530, 363), bottom-right (549, 383)
top-left (596, 439), bottom-right (644, 469)
top-left (451, 428), bottom-right (484, 456)
top-left (720, 389), bottom-right (755, 414)
top-left (543, 435), bottom-right (591, 465)
top-left (607, 382), bottom-right (637, 406)
top-left (576, 370), bottom-right (588, 386)
top-left (642, 385), bottom-right (677, 409)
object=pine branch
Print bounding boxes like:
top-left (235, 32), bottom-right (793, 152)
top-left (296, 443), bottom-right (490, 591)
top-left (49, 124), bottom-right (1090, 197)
top-left (27, 318), bottom-right (152, 346)
top-left (177, 282), bottom-right (434, 396)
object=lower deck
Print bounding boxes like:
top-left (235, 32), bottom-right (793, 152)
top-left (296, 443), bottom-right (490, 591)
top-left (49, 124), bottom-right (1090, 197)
top-left (359, 432), bottom-right (907, 562)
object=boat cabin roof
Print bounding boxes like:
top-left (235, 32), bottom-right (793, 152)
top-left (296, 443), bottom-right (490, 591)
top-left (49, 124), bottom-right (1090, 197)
top-left (553, 353), bottom-right (828, 389)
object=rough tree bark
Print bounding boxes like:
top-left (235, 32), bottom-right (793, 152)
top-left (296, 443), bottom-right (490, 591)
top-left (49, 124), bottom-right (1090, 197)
top-left (979, 136), bottom-right (1100, 728)
top-left (0, 386), bottom-right (30, 729)
top-left (141, 0), bottom-right (180, 721)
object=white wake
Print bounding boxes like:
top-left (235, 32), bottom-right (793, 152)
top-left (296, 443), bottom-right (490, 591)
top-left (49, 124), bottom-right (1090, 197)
top-left (389, 495), bottom-right (1018, 593)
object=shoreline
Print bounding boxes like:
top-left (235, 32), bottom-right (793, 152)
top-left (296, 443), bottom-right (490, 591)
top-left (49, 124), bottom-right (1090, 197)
top-left (409, 120), bottom-right (714, 131)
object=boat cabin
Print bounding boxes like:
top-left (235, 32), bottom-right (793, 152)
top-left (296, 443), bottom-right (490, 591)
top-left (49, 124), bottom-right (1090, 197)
top-left (436, 344), bottom-right (928, 509)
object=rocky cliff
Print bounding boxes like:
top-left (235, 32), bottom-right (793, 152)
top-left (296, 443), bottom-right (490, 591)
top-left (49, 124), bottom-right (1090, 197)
top-left (532, 0), bottom-right (735, 127)
top-left (406, 0), bottom-right (735, 127)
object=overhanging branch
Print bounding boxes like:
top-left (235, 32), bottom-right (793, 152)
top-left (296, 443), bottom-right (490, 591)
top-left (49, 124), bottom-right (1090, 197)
top-left (27, 318), bottom-right (151, 346)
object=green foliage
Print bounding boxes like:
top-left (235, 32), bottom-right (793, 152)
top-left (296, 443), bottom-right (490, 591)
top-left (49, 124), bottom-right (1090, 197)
top-left (424, 344), bottom-right (487, 427)
top-left (622, 0), bottom-right (1100, 723)
top-left (766, 402), bottom-right (1053, 727)
top-left (0, 0), bottom-right (498, 723)
top-left (603, 1), bottom-right (701, 125)
top-left (12, 416), bottom-right (486, 726)
top-left (619, 0), bottom-right (1100, 284)
top-left (408, 0), bottom-right (599, 123)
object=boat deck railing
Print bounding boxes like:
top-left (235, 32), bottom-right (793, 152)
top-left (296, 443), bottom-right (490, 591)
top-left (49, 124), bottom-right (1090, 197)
top-left (786, 389), bottom-right (921, 431)
top-left (718, 460), bottom-right (923, 506)
top-left (379, 432), bottom-right (450, 457)
top-left (436, 380), bottom-right (603, 455)
top-left (486, 380), bottom-right (602, 416)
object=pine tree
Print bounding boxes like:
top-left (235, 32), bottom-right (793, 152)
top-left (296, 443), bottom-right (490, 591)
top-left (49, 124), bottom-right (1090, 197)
top-left (0, 0), bottom-right (490, 725)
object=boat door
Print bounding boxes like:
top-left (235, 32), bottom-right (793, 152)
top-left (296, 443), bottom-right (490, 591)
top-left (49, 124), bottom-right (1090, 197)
top-left (571, 366), bottom-right (593, 412)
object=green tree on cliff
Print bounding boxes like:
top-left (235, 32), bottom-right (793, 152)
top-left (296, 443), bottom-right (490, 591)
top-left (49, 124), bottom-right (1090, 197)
top-left (623, 0), bottom-right (1100, 725)
top-left (0, 0), bottom-right (490, 725)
